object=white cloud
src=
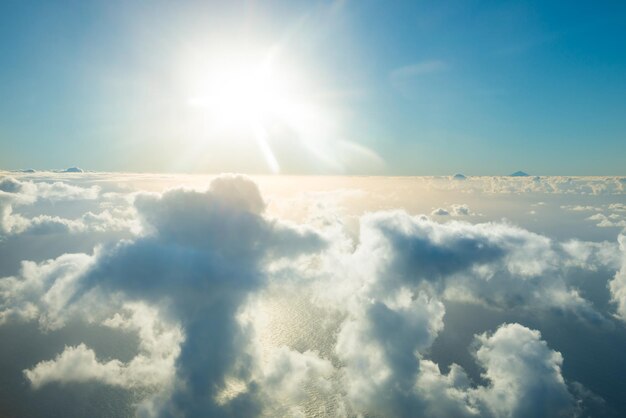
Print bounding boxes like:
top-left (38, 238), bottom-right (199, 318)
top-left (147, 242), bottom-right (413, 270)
top-left (561, 205), bottom-right (602, 212)
top-left (471, 323), bottom-right (579, 418)
top-left (312, 209), bottom-right (594, 416)
top-left (258, 346), bottom-right (335, 416)
top-left (432, 204), bottom-right (473, 217)
top-left (25, 302), bottom-right (182, 390)
top-left (609, 203), bottom-right (626, 212)
top-left (587, 213), bottom-right (626, 228)
top-left (561, 239), bottom-right (621, 271)
top-left (336, 211), bottom-right (602, 321)
top-left (609, 235), bottom-right (626, 322)
top-left (0, 176), bottom-right (136, 237)
top-left (432, 207), bottom-right (450, 216)
top-left (0, 253), bottom-right (95, 329)
top-left (335, 290), bottom-right (447, 415)
top-left (7, 174), bottom-right (326, 417)
top-left (25, 344), bottom-right (128, 389)
top-left (451, 204), bottom-right (471, 216)
top-left (0, 173), bottom-right (624, 417)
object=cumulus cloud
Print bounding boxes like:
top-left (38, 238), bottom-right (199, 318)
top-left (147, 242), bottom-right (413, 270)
top-left (1, 173), bottom-right (624, 417)
top-left (0, 176), bottom-right (108, 236)
top-left (335, 290), bottom-right (447, 416)
top-left (432, 204), bottom-right (473, 217)
top-left (609, 203), bottom-right (626, 212)
top-left (609, 235), bottom-right (626, 322)
top-left (0, 253), bottom-right (95, 329)
top-left (23, 302), bottom-right (182, 405)
top-left (25, 302), bottom-right (182, 390)
top-left (559, 202), bottom-right (626, 229)
top-left (471, 323), bottom-right (579, 418)
top-left (587, 213), bottom-right (626, 228)
top-left (336, 317), bottom-right (579, 417)
top-left (3, 174), bottom-right (327, 417)
top-left (297, 204), bottom-right (622, 413)
top-left (431, 207), bottom-right (450, 216)
top-left (313, 209), bottom-right (593, 416)
top-left (257, 346), bottom-right (335, 417)
top-left (561, 239), bottom-right (622, 271)
top-left (451, 204), bottom-right (471, 216)
top-left (25, 343), bottom-right (131, 388)
top-left (0, 176), bottom-right (99, 202)
top-left (329, 210), bottom-right (603, 322)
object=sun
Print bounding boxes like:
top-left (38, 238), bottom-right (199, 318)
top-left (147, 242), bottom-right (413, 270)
top-left (182, 49), bottom-right (308, 173)
top-left (187, 52), bottom-right (294, 130)
top-left (179, 46), bottom-right (378, 175)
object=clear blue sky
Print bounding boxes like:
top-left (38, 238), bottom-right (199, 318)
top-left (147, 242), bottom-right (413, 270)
top-left (1, 0), bottom-right (625, 175)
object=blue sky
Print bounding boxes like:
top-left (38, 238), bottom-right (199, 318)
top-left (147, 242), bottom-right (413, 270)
top-left (1, 0), bottom-right (625, 175)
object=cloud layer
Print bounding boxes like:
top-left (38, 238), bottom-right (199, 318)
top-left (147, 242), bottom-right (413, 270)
top-left (0, 173), bottom-right (625, 417)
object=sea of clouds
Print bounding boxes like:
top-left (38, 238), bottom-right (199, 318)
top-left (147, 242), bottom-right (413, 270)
top-left (1, 171), bottom-right (625, 417)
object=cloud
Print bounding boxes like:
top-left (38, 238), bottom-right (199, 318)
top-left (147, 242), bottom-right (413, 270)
top-left (337, 211), bottom-right (602, 322)
top-left (258, 346), bottom-right (335, 416)
top-left (0, 177), bottom-right (24, 193)
top-left (587, 213), bottom-right (626, 228)
top-left (336, 321), bottom-right (580, 418)
top-left (390, 59), bottom-right (448, 81)
top-left (0, 253), bottom-right (95, 329)
top-left (0, 176), bottom-right (99, 202)
top-left (5, 174), bottom-right (327, 417)
top-left (609, 203), bottom-right (626, 212)
top-left (34, 181), bottom-right (99, 200)
top-left (559, 202), bottom-right (626, 229)
top-left (432, 204), bottom-right (473, 217)
top-left (431, 207), bottom-right (450, 216)
top-left (0, 177), bottom-right (138, 237)
top-left (335, 290), bottom-right (447, 416)
top-left (424, 176), bottom-right (626, 195)
top-left (609, 235), bottom-right (626, 322)
top-left (451, 204), bottom-right (471, 216)
top-left (0, 173), bottom-right (624, 417)
top-left (561, 239), bottom-right (621, 271)
top-left (291, 208), bottom-right (619, 418)
top-left (471, 323), bottom-right (579, 418)
top-left (25, 303), bottom-right (182, 390)
top-left (312, 209), bottom-right (594, 416)
top-left (0, 176), bottom-right (106, 236)
top-left (561, 205), bottom-right (602, 212)
top-left (389, 60), bottom-right (449, 102)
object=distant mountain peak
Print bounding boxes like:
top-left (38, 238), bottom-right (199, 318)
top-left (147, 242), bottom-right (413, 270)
top-left (510, 171), bottom-right (529, 177)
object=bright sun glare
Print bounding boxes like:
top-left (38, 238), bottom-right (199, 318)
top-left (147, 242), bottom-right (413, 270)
top-left (181, 47), bottom-right (378, 175)
top-left (188, 53), bottom-right (295, 128)
top-left (186, 50), bottom-right (305, 173)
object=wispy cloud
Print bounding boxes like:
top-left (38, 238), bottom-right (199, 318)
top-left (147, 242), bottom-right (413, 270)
top-left (390, 59), bottom-right (448, 84)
